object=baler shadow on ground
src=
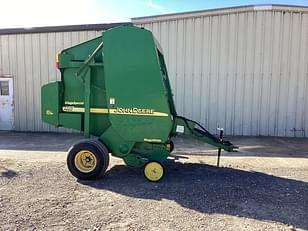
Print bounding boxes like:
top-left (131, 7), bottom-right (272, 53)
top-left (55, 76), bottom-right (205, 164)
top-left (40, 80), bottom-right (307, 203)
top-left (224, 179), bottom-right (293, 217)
top-left (82, 161), bottom-right (308, 230)
top-left (0, 132), bottom-right (308, 228)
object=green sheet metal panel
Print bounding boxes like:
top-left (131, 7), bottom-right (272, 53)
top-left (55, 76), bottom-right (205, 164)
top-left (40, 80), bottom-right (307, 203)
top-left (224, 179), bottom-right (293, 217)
top-left (103, 26), bottom-right (173, 143)
top-left (41, 81), bottom-right (62, 126)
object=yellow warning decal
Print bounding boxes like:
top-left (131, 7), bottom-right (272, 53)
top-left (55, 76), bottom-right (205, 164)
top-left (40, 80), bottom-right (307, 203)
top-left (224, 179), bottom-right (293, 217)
top-left (62, 107), bottom-right (108, 114)
top-left (144, 138), bottom-right (162, 143)
top-left (110, 107), bottom-right (168, 117)
top-left (62, 106), bottom-right (169, 117)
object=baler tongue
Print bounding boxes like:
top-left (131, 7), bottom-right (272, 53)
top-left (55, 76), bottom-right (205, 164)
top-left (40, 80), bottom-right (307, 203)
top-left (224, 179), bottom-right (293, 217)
top-left (174, 116), bottom-right (238, 166)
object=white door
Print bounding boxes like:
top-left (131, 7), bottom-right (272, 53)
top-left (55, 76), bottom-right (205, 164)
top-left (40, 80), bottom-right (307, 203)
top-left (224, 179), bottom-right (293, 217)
top-left (0, 77), bottom-right (14, 130)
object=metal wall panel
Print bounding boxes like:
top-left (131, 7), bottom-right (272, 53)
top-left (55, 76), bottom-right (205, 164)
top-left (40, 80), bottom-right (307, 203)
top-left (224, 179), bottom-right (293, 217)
top-left (134, 10), bottom-right (308, 137)
top-left (1, 7), bottom-right (307, 137)
top-left (0, 30), bottom-right (102, 132)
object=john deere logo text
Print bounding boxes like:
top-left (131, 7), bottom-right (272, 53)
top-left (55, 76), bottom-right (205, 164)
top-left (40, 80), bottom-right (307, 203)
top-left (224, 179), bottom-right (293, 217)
top-left (115, 107), bottom-right (154, 115)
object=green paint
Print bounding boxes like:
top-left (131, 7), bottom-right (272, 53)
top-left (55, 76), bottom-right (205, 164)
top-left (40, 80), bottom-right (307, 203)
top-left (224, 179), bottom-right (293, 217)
top-left (41, 81), bottom-right (62, 126)
top-left (59, 113), bottom-right (82, 130)
top-left (84, 68), bottom-right (91, 138)
top-left (41, 25), bottom-right (237, 168)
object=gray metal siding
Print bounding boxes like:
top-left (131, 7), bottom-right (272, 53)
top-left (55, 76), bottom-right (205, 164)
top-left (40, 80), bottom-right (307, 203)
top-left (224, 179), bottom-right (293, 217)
top-left (0, 30), bottom-right (101, 132)
top-left (134, 11), bottom-right (308, 137)
top-left (1, 7), bottom-right (307, 137)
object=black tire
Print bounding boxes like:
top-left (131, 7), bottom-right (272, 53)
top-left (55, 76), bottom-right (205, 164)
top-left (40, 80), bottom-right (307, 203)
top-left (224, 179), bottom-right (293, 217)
top-left (169, 140), bottom-right (174, 153)
top-left (67, 140), bottom-right (109, 180)
top-left (87, 139), bottom-right (110, 177)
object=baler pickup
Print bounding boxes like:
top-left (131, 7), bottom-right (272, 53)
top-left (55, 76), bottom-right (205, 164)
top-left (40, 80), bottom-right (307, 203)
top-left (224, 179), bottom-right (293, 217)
top-left (41, 25), bottom-right (237, 182)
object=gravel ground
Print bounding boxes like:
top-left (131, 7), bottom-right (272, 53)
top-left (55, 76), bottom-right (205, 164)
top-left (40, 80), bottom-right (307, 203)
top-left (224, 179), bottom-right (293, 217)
top-left (0, 132), bottom-right (307, 231)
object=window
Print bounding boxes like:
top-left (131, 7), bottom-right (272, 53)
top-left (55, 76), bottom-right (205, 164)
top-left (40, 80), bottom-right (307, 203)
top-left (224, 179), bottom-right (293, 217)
top-left (0, 81), bottom-right (9, 96)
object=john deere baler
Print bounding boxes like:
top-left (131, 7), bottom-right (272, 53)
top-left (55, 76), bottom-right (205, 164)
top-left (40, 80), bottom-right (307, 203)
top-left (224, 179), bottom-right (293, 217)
top-left (42, 26), bottom-right (237, 181)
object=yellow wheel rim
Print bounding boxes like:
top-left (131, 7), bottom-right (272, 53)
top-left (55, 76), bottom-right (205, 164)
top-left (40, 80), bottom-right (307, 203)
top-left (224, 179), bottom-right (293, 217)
top-left (165, 143), bottom-right (171, 151)
top-left (74, 150), bottom-right (97, 173)
top-left (144, 162), bottom-right (164, 182)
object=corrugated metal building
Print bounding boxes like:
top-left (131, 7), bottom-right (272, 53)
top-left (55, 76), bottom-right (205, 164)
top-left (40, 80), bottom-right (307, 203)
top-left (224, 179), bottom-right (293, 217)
top-left (0, 23), bottom-right (129, 132)
top-left (132, 5), bottom-right (308, 137)
top-left (0, 5), bottom-right (308, 137)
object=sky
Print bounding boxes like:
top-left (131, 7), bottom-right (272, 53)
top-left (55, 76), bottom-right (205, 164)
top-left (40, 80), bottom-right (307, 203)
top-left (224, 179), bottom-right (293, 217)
top-left (0, 0), bottom-right (307, 29)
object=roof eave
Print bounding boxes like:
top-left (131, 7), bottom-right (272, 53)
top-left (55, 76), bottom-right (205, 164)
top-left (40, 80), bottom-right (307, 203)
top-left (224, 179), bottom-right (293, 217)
top-left (132, 4), bottom-right (308, 24)
top-left (0, 22), bottom-right (132, 35)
